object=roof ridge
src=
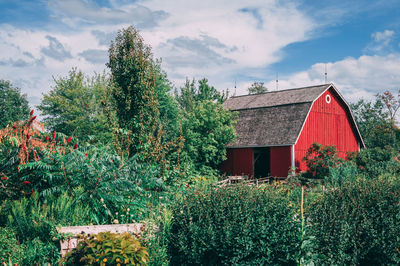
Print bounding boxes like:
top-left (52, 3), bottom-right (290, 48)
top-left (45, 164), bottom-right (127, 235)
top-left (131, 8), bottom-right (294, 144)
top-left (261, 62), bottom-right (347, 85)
top-left (228, 101), bottom-right (313, 111)
top-left (229, 83), bottom-right (331, 99)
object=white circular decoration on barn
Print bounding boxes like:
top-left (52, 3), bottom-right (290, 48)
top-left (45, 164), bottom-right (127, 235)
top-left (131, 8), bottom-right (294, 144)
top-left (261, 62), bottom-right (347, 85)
top-left (325, 94), bottom-right (331, 104)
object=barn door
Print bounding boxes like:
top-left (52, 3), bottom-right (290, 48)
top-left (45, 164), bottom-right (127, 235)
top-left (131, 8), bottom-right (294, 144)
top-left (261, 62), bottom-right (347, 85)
top-left (253, 147), bottom-right (270, 178)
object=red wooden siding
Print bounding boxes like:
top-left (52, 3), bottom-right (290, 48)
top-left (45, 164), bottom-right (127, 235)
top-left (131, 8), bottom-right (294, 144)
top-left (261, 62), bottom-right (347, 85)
top-left (294, 88), bottom-right (359, 171)
top-left (221, 149), bottom-right (234, 175)
top-left (270, 146), bottom-right (291, 177)
top-left (221, 148), bottom-right (253, 176)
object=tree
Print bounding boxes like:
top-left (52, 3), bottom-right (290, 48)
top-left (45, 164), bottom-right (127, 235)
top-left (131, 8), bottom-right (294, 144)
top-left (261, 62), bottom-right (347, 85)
top-left (181, 100), bottom-right (237, 170)
top-left (107, 26), bottom-right (158, 158)
top-left (153, 60), bottom-right (181, 141)
top-left (248, 82), bottom-right (268, 95)
top-left (0, 79), bottom-right (30, 129)
top-left (37, 69), bottom-right (112, 143)
top-left (174, 78), bottom-right (236, 171)
top-left (107, 26), bottom-right (183, 163)
top-left (376, 90), bottom-right (400, 123)
top-left (351, 97), bottom-right (399, 149)
top-left (175, 78), bottom-right (228, 112)
top-left (348, 146), bottom-right (400, 178)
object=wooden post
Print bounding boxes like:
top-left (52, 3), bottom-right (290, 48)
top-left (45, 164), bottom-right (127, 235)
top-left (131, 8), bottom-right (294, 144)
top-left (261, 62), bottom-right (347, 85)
top-left (301, 186), bottom-right (304, 231)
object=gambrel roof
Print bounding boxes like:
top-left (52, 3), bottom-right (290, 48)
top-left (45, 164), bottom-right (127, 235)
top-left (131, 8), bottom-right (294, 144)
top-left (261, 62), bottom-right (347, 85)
top-left (223, 83), bottom-right (365, 148)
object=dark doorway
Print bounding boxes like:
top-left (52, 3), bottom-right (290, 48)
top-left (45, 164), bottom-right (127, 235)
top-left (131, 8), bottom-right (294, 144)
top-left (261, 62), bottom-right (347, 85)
top-left (253, 147), bottom-right (270, 178)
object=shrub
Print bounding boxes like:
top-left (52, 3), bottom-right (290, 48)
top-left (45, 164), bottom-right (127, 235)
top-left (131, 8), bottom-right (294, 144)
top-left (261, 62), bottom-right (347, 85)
top-left (308, 177), bottom-right (400, 265)
top-left (1, 190), bottom-right (91, 265)
top-left (349, 146), bottom-right (400, 178)
top-left (0, 227), bottom-right (24, 264)
top-left (22, 237), bottom-right (59, 266)
top-left (64, 232), bottom-right (149, 265)
top-left (302, 142), bottom-right (343, 179)
top-left (4, 190), bottom-right (90, 243)
top-left (326, 161), bottom-right (359, 187)
top-left (145, 207), bottom-right (173, 266)
top-left (168, 184), bottom-right (300, 265)
top-left (20, 145), bottom-right (155, 224)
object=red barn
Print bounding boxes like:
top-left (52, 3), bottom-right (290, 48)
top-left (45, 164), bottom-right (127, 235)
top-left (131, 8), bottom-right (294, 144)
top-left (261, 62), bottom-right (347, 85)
top-left (221, 83), bottom-right (365, 177)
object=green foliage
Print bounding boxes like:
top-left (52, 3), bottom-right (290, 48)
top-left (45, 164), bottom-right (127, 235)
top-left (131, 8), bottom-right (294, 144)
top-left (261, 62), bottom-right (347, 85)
top-left (181, 100), bottom-right (237, 170)
top-left (302, 142), bottom-right (344, 179)
top-left (107, 26), bottom-right (160, 158)
top-left (19, 145), bottom-right (154, 224)
top-left (308, 177), bottom-right (400, 265)
top-left (349, 146), bottom-right (400, 178)
top-left (0, 227), bottom-right (24, 265)
top-left (0, 79), bottom-right (30, 129)
top-left (175, 78), bottom-right (227, 112)
top-left (1, 191), bottom-right (90, 264)
top-left (4, 191), bottom-right (90, 241)
top-left (326, 161), bottom-right (358, 187)
top-left (38, 68), bottom-right (112, 143)
top-left (145, 207), bottom-right (173, 266)
top-left (168, 184), bottom-right (300, 265)
top-left (22, 237), bottom-right (59, 266)
top-left (64, 232), bottom-right (149, 265)
top-left (0, 138), bottom-right (22, 200)
top-left (153, 61), bottom-right (181, 141)
top-left (351, 98), bottom-right (399, 149)
top-left (247, 81), bottom-right (268, 95)
top-left (174, 77), bottom-right (236, 173)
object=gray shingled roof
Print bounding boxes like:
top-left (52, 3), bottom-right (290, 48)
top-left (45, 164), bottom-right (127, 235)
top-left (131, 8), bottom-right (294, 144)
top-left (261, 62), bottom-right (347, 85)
top-left (224, 84), bottom-right (331, 147)
top-left (230, 103), bottom-right (312, 146)
top-left (223, 84), bottom-right (330, 110)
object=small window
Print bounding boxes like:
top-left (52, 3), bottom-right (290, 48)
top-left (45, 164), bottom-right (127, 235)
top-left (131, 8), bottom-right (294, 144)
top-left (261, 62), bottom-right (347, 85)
top-left (325, 94), bottom-right (331, 104)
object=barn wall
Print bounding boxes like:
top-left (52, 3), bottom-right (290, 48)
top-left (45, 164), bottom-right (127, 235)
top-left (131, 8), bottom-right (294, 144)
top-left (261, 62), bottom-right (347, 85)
top-left (295, 88), bottom-right (359, 171)
top-left (270, 146), bottom-right (291, 177)
top-left (221, 148), bottom-right (253, 176)
top-left (221, 149), bottom-right (234, 175)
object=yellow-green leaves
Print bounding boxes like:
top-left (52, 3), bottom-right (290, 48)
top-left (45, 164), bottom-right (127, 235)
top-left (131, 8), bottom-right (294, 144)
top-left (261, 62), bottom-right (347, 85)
top-left (64, 231), bottom-right (149, 265)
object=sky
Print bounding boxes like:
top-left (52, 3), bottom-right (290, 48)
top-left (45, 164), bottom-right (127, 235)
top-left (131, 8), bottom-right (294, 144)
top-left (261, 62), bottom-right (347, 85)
top-left (0, 0), bottom-right (400, 107)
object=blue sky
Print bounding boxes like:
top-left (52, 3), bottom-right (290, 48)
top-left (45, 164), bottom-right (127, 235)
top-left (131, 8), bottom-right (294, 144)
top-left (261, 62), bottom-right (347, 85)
top-left (0, 0), bottom-right (399, 106)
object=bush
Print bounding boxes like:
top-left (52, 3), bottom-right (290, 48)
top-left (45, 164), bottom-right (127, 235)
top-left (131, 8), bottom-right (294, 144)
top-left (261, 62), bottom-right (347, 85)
top-left (4, 190), bottom-right (90, 243)
top-left (64, 232), bottom-right (149, 265)
top-left (349, 146), bottom-right (400, 178)
top-left (0, 227), bottom-right (24, 264)
top-left (301, 142), bottom-right (343, 179)
top-left (168, 184), bottom-right (300, 265)
top-left (0, 190), bottom-right (91, 265)
top-left (326, 161), bottom-right (359, 187)
top-left (20, 145), bottom-right (155, 224)
top-left (22, 237), bottom-right (59, 266)
top-left (308, 177), bottom-right (400, 265)
top-left (145, 207), bottom-right (173, 266)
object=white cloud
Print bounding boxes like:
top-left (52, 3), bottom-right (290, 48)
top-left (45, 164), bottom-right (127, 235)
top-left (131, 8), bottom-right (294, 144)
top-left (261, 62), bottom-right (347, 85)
top-left (365, 29), bottom-right (395, 53)
top-left (48, 0), bottom-right (168, 28)
top-left (139, 0), bottom-right (315, 89)
top-left (0, 0), bottom-right (398, 111)
top-left (0, 26), bottom-right (108, 106)
top-left (372, 30), bottom-right (395, 44)
top-left (260, 53), bottom-right (400, 103)
top-left (0, 0), bottom-right (316, 107)
top-left (142, 0), bottom-right (313, 68)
